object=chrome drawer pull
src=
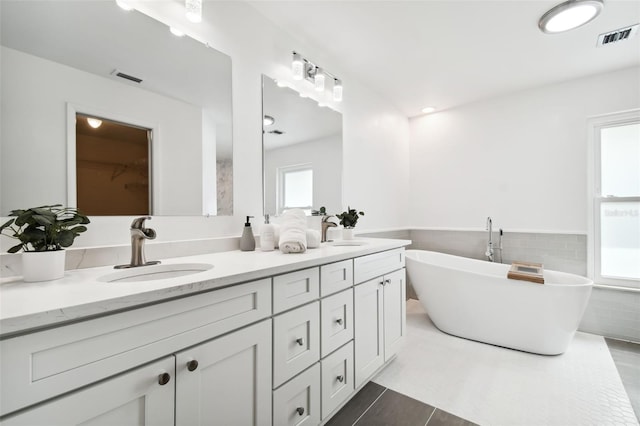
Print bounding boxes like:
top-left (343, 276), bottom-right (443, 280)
top-left (336, 318), bottom-right (343, 325)
top-left (296, 337), bottom-right (305, 346)
top-left (337, 375), bottom-right (344, 383)
top-left (296, 407), bottom-right (305, 416)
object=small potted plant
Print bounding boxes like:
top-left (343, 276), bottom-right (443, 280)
top-left (336, 206), bottom-right (365, 240)
top-left (0, 204), bottom-right (90, 282)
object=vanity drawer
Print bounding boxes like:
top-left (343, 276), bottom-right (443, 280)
top-left (0, 278), bottom-right (272, 416)
top-left (273, 267), bottom-right (320, 314)
top-left (320, 259), bottom-right (353, 297)
top-left (354, 248), bottom-right (405, 284)
top-left (321, 341), bottom-right (354, 420)
top-left (273, 363), bottom-right (320, 426)
top-left (320, 288), bottom-right (353, 358)
top-left (273, 302), bottom-right (320, 388)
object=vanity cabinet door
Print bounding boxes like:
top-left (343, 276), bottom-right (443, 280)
top-left (175, 319), bottom-right (272, 426)
top-left (354, 278), bottom-right (384, 388)
top-left (383, 269), bottom-right (406, 362)
top-left (1, 356), bottom-right (175, 426)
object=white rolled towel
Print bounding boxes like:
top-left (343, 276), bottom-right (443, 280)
top-left (306, 229), bottom-right (321, 249)
top-left (279, 209), bottom-right (307, 253)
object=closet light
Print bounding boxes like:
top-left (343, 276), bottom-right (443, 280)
top-left (292, 52), bottom-right (304, 80)
top-left (115, 0), bottom-right (133, 11)
top-left (87, 118), bottom-right (102, 129)
top-left (170, 27), bottom-right (185, 37)
top-left (185, 0), bottom-right (202, 23)
top-left (332, 79), bottom-right (343, 102)
top-left (314, 68), bottom-right (325, 92)
top-left (539, 0), bottom-right (603, 33)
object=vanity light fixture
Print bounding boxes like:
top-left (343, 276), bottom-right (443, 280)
top-left (263, 115), bottom-right (275, 126)
top-left (314, 67), bottom-right (326, 92)
top-left (115, 0), bottom-right (134, 11)
top-left (333, 79), bottom-right (343, 102)
top-left (87, 117), bottom-right (103, 129)
top-left (291, 51), bottom-right (343, 102)
top-left (292, 52), bottom-right (304, 80)
top-left (538, 0), bottom-right (604, 33)
top-left (421, 106), bottom-right (436, 114)
top-left (170, 27), bottom-right (185, 37)
top-left (185, 0), bottom-right (202, 23)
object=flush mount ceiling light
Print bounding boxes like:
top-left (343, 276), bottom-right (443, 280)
top-left (538, 0), bottom-right (604, 34)
top-left (115, 0), bottom-right (133, 11)
top-left (263, 115), bottom-right (275, 126)
top-left (290, 51), bottom-right (343, 102)
top-left (421, 106), bottom-right (436, 114)
top-left (87, 117), bottom-right (103, 129)
top-left (185, 0), bottom-right (202, 23)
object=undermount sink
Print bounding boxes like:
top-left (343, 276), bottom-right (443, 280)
top-left (327, 240), bottom-right (368, 246)
top-left (99, 263), bottom-right (213, 283)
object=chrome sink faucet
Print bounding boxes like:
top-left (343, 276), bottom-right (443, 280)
top-left (321, 215), bottom-right (338, 243)
top-left (115, 216), bottom-right (160, 269)
top-left (485, 216), bottom-right (494, 262)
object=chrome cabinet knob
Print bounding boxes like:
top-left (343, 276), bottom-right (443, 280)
top-left (296, 337), bottom-right (305, 346)
top-left (296, 407), bottom-right (305, 416)
top-left (187, 360), bottom-right (199, 372)
top-left (158, 372), bottom-right (171, 386)
top-left (384, 279), bottom-right (391, 285)
top-left (336, 318), bottom-right (343, 325)
top-left (337, 375), bottom-right (344, 383)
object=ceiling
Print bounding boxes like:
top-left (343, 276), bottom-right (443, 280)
top-left (248, 0), bottom-right (640, 117)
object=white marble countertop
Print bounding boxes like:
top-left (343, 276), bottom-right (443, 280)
top-left (0, 238), bottom-right (410, 337)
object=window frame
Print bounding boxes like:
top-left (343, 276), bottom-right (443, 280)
top-left (587, 109), bottom-right (640, 289)
top-left (276, 163), bottom-right (313, 214)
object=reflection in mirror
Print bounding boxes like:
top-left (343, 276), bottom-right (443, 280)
top-left (76, 114), bottom-right (151, 216)
top-left (262, 76), bottom-right (343, 216)
top-left (0, 1), bottom-right (233, 216)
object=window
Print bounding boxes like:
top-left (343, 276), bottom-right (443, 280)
top-left (277, 164), bottom-right (313, 214)
top-left (589, 110), bottom-right (640, 288)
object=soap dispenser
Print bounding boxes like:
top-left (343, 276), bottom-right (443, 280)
top-left (260, 214), bottom-right (275, 252)
top-left (240, 216), bottom-right (256, 251)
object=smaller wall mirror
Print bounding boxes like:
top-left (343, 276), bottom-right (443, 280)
top-left (262, 75), bottom-right (343, 216)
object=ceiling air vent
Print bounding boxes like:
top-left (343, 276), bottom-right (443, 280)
top-left (111, 69), bottom-right (143, 83)
top-left (597, 24), bottom-right (639, 47)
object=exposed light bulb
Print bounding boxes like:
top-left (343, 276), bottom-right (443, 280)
top-left (115, 0), bottom-right (133, 11)
top-left (314, 68), bottom-right (325, 92)
top-left (421, 106), bottom-right (436, 114)
top-left (292, 52), bottom-right (304, 80)
top-left (87, 117), bottom-right (102, 129)
top-left (170, 27), bottom-right (185, 37)
top-left (185, 0), bottom-right (202, 23)
top-left (333, 79), bottom-right (343, 102)
top-left (539, 0), bottom-right (603, 33)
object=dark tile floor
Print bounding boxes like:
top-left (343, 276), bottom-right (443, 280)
top-left (326, 339), bottom-right (640, 426)
top-left (606, 338), bottom-right (640, 421)
top-left (326, 382), bottom-right (477, 426)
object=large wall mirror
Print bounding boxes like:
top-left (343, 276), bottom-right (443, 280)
top-left (0, 1), bottom-right (233, 216)
top-left (262, 75), bottom-right (342, 216)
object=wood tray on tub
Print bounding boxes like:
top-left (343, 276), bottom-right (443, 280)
top-left (507, 261), bottom-right (545, 284)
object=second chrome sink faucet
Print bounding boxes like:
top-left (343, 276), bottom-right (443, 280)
top-left (115, 216), bottom-right (160, 269)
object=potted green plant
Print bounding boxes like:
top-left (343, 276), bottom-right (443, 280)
top-left (336, 206), bottom-right (365, 240)
top-left (0, 204), bottom-right (90, 282)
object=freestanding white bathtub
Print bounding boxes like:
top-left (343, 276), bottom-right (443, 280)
top-left (406, 250), bottom-right (593, 355)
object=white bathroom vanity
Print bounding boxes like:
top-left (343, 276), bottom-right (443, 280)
top-left (0, 238), bottom-right (409, 425)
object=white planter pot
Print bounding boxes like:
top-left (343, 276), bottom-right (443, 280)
top-left (342, 228), bottom-right (355, 240)
top-left (22, 250), bottom-right (66, 282)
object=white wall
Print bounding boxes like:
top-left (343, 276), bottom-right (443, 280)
top-left (264, 134), bottom-right (342, 215)
top-left (409, 66), bottom-right (640, 233)
top-left (1, 46), bottom-right (203, 216)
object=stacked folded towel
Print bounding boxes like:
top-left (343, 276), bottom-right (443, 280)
top-left (279, 209), bottom-right (307, 253)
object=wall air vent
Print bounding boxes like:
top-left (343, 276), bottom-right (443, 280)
top-left (111, 69), bottom-right (143, 83)
top-left (597, 24), bottom-right (639, 47)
